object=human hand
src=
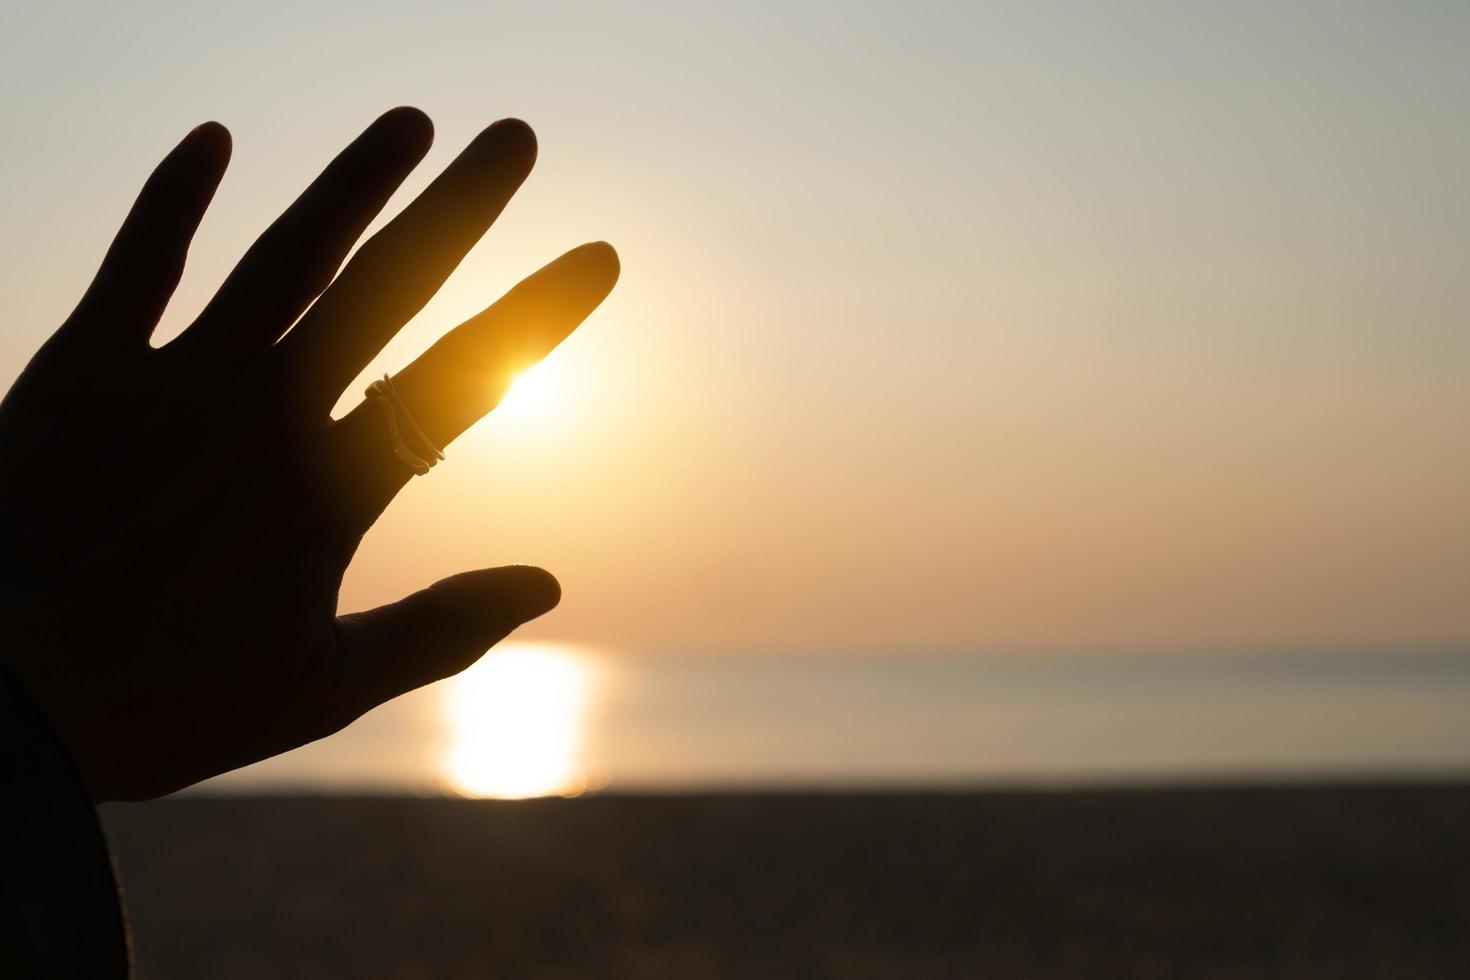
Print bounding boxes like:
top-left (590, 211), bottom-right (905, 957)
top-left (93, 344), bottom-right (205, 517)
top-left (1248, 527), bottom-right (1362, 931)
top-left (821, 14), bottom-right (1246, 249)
top-left (0, 108), bottom-right (618, 801)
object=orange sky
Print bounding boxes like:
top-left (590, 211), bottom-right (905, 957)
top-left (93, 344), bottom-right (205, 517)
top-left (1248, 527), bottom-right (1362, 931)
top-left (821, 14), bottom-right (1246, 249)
top-left (2, 2), bottom-right (1467, 654)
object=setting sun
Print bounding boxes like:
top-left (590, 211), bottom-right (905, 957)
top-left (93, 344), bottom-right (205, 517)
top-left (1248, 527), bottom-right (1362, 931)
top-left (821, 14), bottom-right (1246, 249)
top-left (494, 360), bottom-right (560, 419)
top-left (441, 643), bottom-right (597, 799)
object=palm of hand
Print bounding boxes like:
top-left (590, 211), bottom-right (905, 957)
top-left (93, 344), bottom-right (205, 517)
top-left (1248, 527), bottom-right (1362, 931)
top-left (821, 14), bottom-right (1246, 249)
top-left (0, 109), bottom-right (617, 801)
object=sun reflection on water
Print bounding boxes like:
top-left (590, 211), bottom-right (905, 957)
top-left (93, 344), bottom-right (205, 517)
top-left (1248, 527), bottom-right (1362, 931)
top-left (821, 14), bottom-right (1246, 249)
top-left (441, 642), bottom-right (599, 799)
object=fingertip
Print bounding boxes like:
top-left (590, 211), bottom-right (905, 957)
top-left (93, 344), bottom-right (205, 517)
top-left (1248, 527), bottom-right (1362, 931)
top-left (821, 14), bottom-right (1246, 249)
top-left (587, 240), bottom-right (621, 285)
top-left (185, 121), bottom-right (232, 168)
top-left (506, 564), bottom-right (562, 619)
top-left (560, 241), bottom-right (621, 292)
top-left (376, 105), bottom-right (434, 159)
top-left (484, 116), bottom-right (538, 170)
top-left (426, 565), bottom-right (562, 630)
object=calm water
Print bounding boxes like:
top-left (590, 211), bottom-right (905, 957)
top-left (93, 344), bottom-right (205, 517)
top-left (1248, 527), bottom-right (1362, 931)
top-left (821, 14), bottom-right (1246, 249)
top-left (201, 646), bottom-right (1470, 796)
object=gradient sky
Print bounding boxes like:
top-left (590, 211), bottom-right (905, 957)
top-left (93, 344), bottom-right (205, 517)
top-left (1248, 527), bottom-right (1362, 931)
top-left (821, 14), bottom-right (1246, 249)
top-left (2, 2), bottom-right (1466, 655)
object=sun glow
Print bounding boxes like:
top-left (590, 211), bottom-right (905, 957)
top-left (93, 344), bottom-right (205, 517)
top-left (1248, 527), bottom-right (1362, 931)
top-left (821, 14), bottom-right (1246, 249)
top-left (494, 360), bottom-right (561, 419)
top-left (442, 643), bottom-right (597, 799)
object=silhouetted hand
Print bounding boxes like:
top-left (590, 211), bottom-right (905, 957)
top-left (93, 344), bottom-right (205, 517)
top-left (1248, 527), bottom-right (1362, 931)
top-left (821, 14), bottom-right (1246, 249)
top-left (0, 108), bottom-right (618, 801)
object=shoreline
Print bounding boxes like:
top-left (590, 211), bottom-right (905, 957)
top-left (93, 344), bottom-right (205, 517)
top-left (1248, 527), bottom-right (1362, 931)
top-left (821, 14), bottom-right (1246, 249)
top-left (105, 784), bottom-right (1470, 978)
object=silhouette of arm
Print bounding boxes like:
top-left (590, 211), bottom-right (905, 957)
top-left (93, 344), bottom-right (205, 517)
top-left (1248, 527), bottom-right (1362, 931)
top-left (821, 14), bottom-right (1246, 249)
top-left (0, 671), bottom-right (128, 975)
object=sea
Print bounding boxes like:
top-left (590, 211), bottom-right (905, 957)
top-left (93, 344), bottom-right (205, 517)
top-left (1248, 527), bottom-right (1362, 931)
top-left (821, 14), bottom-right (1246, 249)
top-left (199, 645), bottom-right (1470, 797)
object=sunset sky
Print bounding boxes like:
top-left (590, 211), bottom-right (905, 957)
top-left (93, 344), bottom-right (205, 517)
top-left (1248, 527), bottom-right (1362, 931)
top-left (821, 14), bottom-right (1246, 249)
top-left (2, 1), bottom-right (1467, 657)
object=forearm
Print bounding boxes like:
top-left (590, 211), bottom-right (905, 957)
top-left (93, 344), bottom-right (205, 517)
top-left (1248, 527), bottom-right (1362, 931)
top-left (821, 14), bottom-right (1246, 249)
top-left (0, 666), bottom-right (129, 977)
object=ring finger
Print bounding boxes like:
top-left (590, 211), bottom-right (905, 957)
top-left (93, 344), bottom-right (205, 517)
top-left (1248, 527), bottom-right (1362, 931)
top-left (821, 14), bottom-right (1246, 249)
top-left (323, 241), bottom-right (619, 530)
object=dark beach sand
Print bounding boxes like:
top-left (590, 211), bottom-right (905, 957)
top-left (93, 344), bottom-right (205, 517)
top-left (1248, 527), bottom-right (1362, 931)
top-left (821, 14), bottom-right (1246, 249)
top-left (102, 786), bottom-right (1470, 979)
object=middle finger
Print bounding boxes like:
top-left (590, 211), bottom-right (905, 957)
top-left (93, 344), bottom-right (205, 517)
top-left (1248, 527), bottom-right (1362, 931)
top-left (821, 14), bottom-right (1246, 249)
top-left (275, 117), bottom-right (537, 414)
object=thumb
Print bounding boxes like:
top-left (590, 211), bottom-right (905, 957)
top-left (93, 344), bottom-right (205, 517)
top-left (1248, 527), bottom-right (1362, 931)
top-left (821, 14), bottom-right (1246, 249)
top-left (330, 565), bottom-right (561, 717)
